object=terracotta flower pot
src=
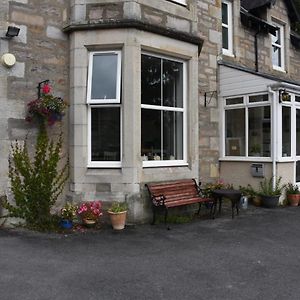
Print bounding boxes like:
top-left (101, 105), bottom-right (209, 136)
top-left (108, 211), bottom-right (127, 230)
top-left (252, 196), bottom-right (261, 207)
top-left (287, 194), bottom-right (300, 206)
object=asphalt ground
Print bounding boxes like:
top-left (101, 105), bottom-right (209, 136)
top-left (1, 205), bottom-right (300, 300)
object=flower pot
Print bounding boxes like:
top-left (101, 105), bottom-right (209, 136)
top-left (60, 219), bottom-right (73, 229)
top-left (252, 196), bottom-right (261, 207)
top-left (261, 195), bottom-right (280, 208)
top-left (82, 218), bottom-right (97, 228)
top-left (287, 194), bottom-right (300, 206)
top-left (108, 211), bottom-right (127, 230)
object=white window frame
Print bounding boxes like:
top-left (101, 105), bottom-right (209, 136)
top-left (271, 22), bottom-right (285, 71)
top-left (222, 93), bottom-right (272, 160)
top-left (141, 52), bottom-right (187, 168)
top-left (87, 51), bottom-right (122, 104)
top-left (87, 50), bottom-right (122, 168)
top-left (222, 0), bottom-right (233, 56)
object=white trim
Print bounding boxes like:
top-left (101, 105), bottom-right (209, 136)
top-left (271, 22), bottom-right (285, 71)
top-left (223, 93), bottom-right (271, 159)
top-left (143, 160), bottom-right (188, 168)
top-left (141, 52), bottom-right (187, 167)
top-left (87, 104), bottom-right (122, 168)
top-left (87, 50), bottom-right (122, 104)
top-left (222, 0), bottom-right (233, 55)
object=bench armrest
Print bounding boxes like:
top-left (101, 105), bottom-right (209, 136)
top-left (151, 194), bottom-right (165, 206)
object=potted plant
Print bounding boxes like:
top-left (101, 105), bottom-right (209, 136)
top-left (77, 201), bottom-right (103, 227)
top-left (60, 202), bottom-right (78, 229)
top-left (249, 144), bottom-right (261, 156)
top-left (285, 183), bottom-right (300, 206)
top-left (259, 176), bottom-right (285, 208)
top-left (239, 184), bottom-right (259, 206)
top-left (107, 202), bottom-right (128, 230)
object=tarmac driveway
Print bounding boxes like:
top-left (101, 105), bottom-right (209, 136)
top-left (1, 206), bottom-right (300, 300)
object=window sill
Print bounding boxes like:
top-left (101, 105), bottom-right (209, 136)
top-left (87, 162), bottom-right (122, 168)
top-left (219, 157), bottom-right (272, 162)
top-left (272, 66), bottom-right (286, 73)
top-left (143, 161), bottom-right (188, 168)
top-left (222, 51), bottom-right (235, 58)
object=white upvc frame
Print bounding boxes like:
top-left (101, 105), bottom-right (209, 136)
top-left (87, 50), bottom-right (122, 104)
top-left (271, 22), bottom-right (285, 72)
top-left (222, 0), bottom-right (233, 56)
top-left (87, 105), bottom-right (122, 168)
top-left (87, 50), bottom-right (122, 168)
top-left (222, 93), bottom-right (271, 160)
top-left (141, 52), bottom-right (188, 168)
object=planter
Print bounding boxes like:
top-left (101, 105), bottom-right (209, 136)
top-left (82, 218), bottom-right (97, 228)
top-left (287, 194), bottom-right (300, 206)
top-left (252, 196), bottom-right (261, 207)
top-left (261, 195), bottom-right (280, 208)
top-left (60, 219), bottom-right (73, 229)
top-left (108, 211), bottom-right (127, 230)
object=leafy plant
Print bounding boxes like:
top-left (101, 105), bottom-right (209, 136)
top-left (259, 176), bottom-right (285, 196)
top-left (239, 184), bottom-right (257, 197)
top-left (285, 183), bottom-right (299, 195)
top-left (77, 201), bottom-right (103, 221)
top-left (26, 83), bottom-right (67, 127)
top-left (202, 179), bottom-right (233, 197)
top-left (108, 202), bottom-right (128, 213)
top-left (61, 202), bottom-right (78, 220)
top-left (2, 130), bottom-right (69, 228)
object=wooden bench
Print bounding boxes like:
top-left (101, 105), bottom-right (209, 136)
top-left (146, 179), bottom-right (215, 225)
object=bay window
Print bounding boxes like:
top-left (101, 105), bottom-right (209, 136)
top-left (141, 53), bottom-right (186, 167)
top-left (224, 94), bottom-right (271, 158)
top-left (87, 51), bottom-right (122, 167)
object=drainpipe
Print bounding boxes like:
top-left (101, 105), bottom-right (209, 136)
top-left (268, 86), bottom-right (277, 190)
top-left (254, 30), bottom-right (259, 72)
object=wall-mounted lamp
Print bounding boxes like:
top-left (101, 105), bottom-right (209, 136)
top-left (279, 89), bottom-right (290, 102)
top-left (5, 26), bottom-right (20, 39)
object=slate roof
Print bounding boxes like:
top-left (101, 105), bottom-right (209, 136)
top-left (241, 0), bottom-right (300, 22)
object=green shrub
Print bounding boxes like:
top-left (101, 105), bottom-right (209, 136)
top-left (259, 176), bottom-right (285, 196)
top-left (285, 183), bottom-right (299, 195)
top-left (108, 202), bottom-right (128, 213)
top-left (2, 130), bottom-right (68, 228)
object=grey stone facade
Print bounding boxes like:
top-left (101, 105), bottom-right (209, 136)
top-left (1, 0), bottom-right (299, 223)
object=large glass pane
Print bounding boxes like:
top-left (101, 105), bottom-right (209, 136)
top-left (248, 106), bottom-right (271, 157)
top-left (296, 109), bottom-right (300, 155)
top-left (296, 161), bottom-right (300, 183)
top-left (282, 106), bottom-right (291, 157)
top-left (141, 55), bottom-right (161, 106)
top-left (91, 53), bottom-right (118, 100)
top-left (91, 107), bottom-right (120, 161)
top-left (141, 109), bottom-right (161, 160)
top-left (222, 2), bottom-right (228, 25)
top-left (225, 109), bottom-right (245, 156)
top-left (163, 111), bottom-right (183, 160)
top-left (163, 60), bottom-right (183, 108)
top-left (272, 46), bottom-right (281, 67)
top-left (222, 27), bottom-right (229, 50)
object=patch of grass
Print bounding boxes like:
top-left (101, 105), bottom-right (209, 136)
top-left (156, 214), bottom-right (193, 224)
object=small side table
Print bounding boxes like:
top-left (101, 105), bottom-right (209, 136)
top-left (212, 189), bottom-right (242, 219)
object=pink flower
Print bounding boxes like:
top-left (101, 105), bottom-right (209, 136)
top-left (42, 84), bottom-right (51, 94)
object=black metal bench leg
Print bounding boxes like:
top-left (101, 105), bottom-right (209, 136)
top-left (151, 206), bottom-right (157, 225)
top-left (197, 203), bottom-right (202, 215)
top-left (164, 207), bottom-right (168, 225)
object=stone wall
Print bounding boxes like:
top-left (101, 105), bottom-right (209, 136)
top-left (197, 0), bottom-right (221, 183)
top-left (0, 0), bottom-right (69, 205)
